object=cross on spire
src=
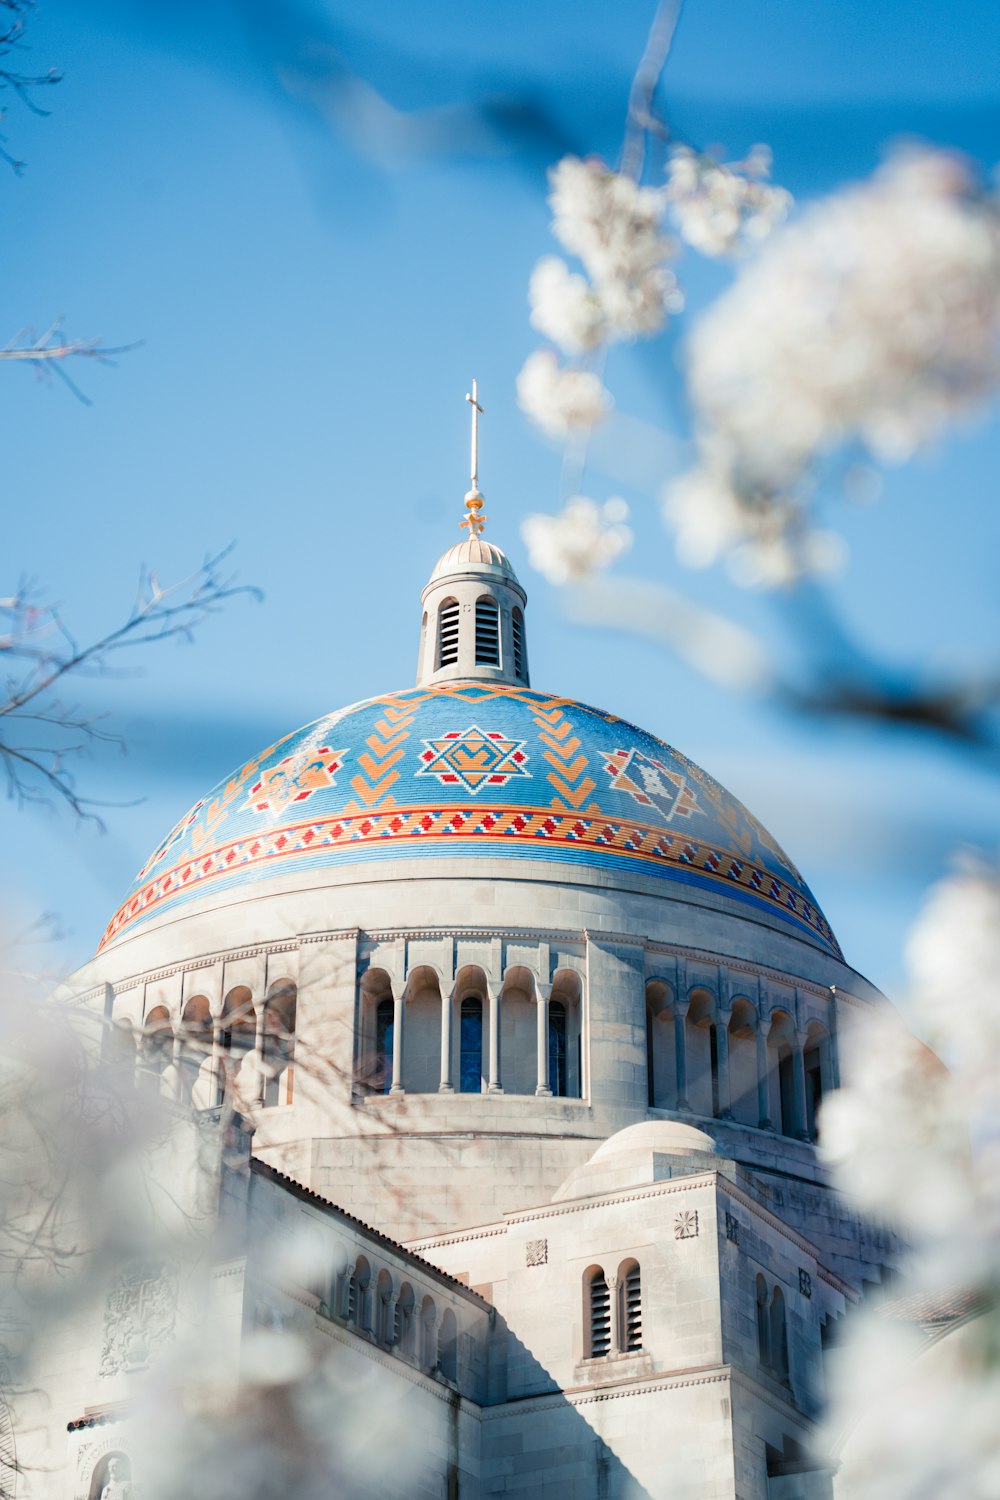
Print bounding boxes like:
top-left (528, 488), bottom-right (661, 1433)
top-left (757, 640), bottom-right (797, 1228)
top-left (461, 378), bottom-right (488, 537)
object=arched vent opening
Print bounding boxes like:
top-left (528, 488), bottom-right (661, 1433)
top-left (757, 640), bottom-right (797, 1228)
top-left (512, 607), bottom-right (525, 676)
top-left (474, 597), bottom-right (500, 666)
top-left (622, 1263), bottom-right (642, 1351)
top-left (588, 1269), bottom-right (611, 1358)
top-left (437, 599), bottom-right (460, 668)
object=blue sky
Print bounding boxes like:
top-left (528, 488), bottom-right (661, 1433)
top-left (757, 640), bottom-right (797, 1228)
top-left (5, 0), bottom-right (1000, 1000)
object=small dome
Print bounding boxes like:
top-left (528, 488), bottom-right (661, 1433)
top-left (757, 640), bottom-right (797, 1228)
top-left (430, 539), bottom-right (518, 581)
top-left (552, 1121), bottom-right (720, 1201)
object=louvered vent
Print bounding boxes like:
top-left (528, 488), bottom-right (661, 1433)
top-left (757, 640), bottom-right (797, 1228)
top-left (623, 1265), bottom-right (642, 1351)
top-left (475, 597), bottom-right (501, 666)
top-left (437, 600), bottom-right (460, 667)
top-left (512, 607), bottom-right (525, 677)
top-left (589, 1273), bottom-right (611, 1357)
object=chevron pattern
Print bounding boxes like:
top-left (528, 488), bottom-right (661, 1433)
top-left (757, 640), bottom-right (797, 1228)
top-left (532, 702), bottom-right (600, 812)
top-left (343, 701), bottom-right (417, 811)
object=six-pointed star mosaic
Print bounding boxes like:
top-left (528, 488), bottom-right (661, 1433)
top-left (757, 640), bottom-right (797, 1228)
top-left (417, 725), bottom-right (531, 795)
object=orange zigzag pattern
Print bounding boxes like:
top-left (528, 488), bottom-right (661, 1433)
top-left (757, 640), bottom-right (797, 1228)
top-left (532, 703), bottom-right (600, 812)
top-left (343, 701), bottom-right (418, 811)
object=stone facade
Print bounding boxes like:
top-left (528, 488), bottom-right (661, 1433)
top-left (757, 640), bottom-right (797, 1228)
top-left (26, 531), bottom-right (897, 1499)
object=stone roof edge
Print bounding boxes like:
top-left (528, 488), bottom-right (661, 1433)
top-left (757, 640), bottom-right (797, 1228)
top-left (249, 1158), bottom-right (491, 1311)
top-left (720, 1177), bottom-right (859, 1300)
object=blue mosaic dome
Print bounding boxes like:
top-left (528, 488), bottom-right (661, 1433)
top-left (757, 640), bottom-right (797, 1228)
top-left (101, 680), bottom-right (839, 957)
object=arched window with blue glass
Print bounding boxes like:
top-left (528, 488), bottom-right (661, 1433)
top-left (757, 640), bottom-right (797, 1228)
top-left (548, 1000), bottom-right (567, 1096)
top-left (460, 996), bottom-right (483, 1093)
top-left (356, 967), bottom-right (395, 1096)
top-left (375, 998), bottom-right (394, 1095)
top-left (549, 969), bottom-right (584, 1099)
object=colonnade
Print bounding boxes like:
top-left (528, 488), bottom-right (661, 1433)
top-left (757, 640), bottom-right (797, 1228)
top-left (648, 982), bottom-right (835, 1141)
top-left (362, 963), bottom-right (583, 1100)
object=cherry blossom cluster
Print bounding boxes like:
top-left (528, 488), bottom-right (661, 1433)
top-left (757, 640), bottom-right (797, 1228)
top-left (521, 496), bottom-right (632, 584)
top-left (818, 857), bottom-right (1000, 1498)
top-left (518, 155), bottom-right (682, 439)
top-left (664, 144), bottom-right (792, 258)
top-left (667, 148), bottom-right (1000, 585)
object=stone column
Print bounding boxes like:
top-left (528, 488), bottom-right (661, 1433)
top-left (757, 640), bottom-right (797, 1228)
top-left (487, 986), bottom-right (503, 1094)
top-left (756, 1023), bottom-right (772, 1129)
top-left (674, 1004), bottom-right (690, 1111)
top-left (210, 1020), bottom-right (227, 1107)
top-left (390, 989), bottom-right (405, 1094)
top-left (170, 1031), bottom-right (184, 1102)
top-left (791, 1039), bottom-right (809, 1139)
top-left (714, 1019), bottom-right (733, 1119)
top-left (607, 1274), bottom-right (621, 1355)
top-left (252, 1003), bottom-right (267, 1105)
top-left (535, 985), bottom-right (552, 1097)
top-left (439, 989), bottom-right (454, 1092)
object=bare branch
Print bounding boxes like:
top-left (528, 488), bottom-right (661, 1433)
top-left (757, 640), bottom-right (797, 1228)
top-left (0, 548), bottom-right (262, 822)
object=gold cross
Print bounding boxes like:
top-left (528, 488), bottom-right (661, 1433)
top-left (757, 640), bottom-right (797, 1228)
top-left (461, 379), bottom-right (487, 537)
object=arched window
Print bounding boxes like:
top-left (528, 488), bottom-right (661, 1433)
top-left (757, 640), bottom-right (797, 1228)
top-left (619, 1261), bottom-right (642, 1352)
top-left (709, 1024), bottom-right (721, 1117)
top-left (376, 1269), bottom-right (394, 1345)
top-left (803, 1024), bottom-right (831, 1140)
top-left (437, 599), bottom-right (460, 668)
top-left (140, 1006), bottom-right (173, 1092)
top-left (548, 1000), bottom-right (567, 1097)
top-left (375, 997), bottom-right (394, 1095)
top-left (353, 1257), bottom-right (371, 1332)
top-left (395, 1282), bottom-right (415, 1356)
top-left (219, 986), bottom-right (256, 1105)
top-left (179, 995), bottom-right (212, 1104)
top-left (586, 1267), bottom-right (611, 1358)
top-left (420, 1296), bottom-right (437, 1371)
top-left (460, 997), bottom-right (483, 1094)
top-left (438, 1308), bottom-right (458, 1382)
top-left (512, 606), bottom-right (525, 677)
top-left (474, 596), bottom-right (500, 666)
top-left (646, 1005), bottom-right (656, 1106)
top-left (769, 1285), bottom-right (789, 1382)
top-left (755, 1274), bottom-right (770, 1366)
top-left (262, 980), bottom-right (297, 1108)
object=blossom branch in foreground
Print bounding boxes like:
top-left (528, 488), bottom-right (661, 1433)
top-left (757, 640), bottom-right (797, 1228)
top-left (817, 857), bottom-right (1000, 1498)
top-left (667, 147), bottom-right (1000, 584)
top-left (0, 549), bottom-right (261, 821)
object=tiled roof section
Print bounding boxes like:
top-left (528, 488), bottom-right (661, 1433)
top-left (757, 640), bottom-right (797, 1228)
top-left (877, 1287), bottom-right (987, 1337)
top-left (98, 683), bottom-right (840, 958)
top-left (67, 1410), bottom-right (124, 1433)
top-left (250, 1158), bottom-right (491, 1310)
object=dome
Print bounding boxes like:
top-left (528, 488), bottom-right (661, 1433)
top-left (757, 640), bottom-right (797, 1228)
top-left (552, 1120), bottom-right (720, 1201)
top-left (100, 679), bottom-right (839, 957)
top-left (430, 538), bottom-right (517, 581)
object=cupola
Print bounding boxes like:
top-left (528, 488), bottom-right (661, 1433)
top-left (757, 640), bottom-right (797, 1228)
top-left (416, 382), bottom-right (530, 688)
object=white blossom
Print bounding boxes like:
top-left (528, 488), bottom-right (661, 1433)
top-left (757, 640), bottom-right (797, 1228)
top-left (664, 148), bottom-right (1000, 583)
top-left (528, 256), bottom-right (607, 354)
top-left (664, 144), bottom-right (792, 257)
top-left (516, 350), bottom-right (611, 437)
top-left (818, 855), bottom-right (1000, 1500)
top-left (521, 496), bottom-right (632, 584)
top-left (546, 155), bottom-right (681, 342)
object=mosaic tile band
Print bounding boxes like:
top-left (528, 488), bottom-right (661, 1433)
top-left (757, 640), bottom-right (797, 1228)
top-left (100, 683), bottom-right (840, 957)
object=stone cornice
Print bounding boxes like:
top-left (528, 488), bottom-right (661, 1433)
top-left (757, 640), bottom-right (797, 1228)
top-left (479, 1363), bottom-right (733, 1419)
top-left (88, 923), bottom-right (866, 1008)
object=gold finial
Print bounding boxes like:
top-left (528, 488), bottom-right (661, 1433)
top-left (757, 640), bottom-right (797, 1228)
top-left (461, 379), bottom-right (487, 537)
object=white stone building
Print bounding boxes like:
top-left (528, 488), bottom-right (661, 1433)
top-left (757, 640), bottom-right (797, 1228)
top-left (26, 483), bottom-right (905, 1499)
